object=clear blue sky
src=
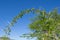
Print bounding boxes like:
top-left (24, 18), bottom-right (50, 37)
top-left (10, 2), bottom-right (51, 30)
top-left (0, 0), bottom-right (60, 40)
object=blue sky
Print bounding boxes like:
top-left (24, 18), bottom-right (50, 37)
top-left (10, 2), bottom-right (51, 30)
top-left (0, 0), bottom-right (60, 40)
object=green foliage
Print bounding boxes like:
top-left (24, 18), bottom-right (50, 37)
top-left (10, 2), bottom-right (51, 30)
top-left (0, 36), bottom-right (11, 40)
top-left (6, 8), bottom-right (60, 40)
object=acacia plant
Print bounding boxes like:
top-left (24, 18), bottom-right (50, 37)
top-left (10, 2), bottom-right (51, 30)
top-left (5, 8), bottom-right (60, 40)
